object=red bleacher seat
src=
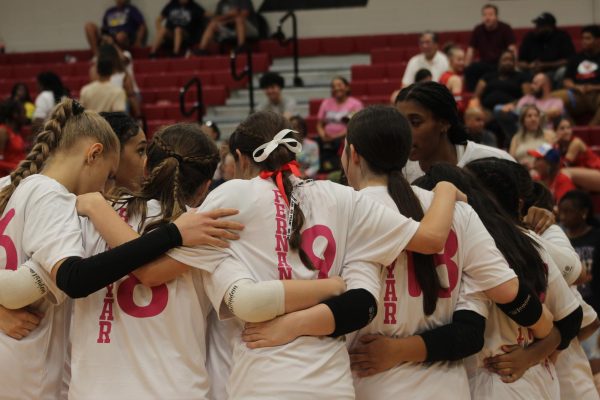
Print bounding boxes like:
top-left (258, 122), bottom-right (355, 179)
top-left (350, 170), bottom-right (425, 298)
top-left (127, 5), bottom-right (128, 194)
top-left (309, 99), bottom-right (323, 116)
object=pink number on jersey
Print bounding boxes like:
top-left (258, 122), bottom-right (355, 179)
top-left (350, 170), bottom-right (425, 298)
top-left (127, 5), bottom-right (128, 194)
top-left (301, 225), bottom-right (336, 279)
top-left (117, 274), bottom-right (168, 318)
top-left (0, 209), bottom-right (17, 270)
top-left (407, 229), bottom-right (459, 298)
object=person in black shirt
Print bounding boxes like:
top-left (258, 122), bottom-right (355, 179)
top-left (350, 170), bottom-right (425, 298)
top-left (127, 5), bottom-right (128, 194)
top-left (553, 25), bottom-right (600, 125)
top-left (558, 190), bottom-right (600, 314)
top-left (150, 0), bottom-right (205, 57)
top-left (518, 12), bottom-right (575, 86)
top-left (195, 0), bottom-right (258, 54)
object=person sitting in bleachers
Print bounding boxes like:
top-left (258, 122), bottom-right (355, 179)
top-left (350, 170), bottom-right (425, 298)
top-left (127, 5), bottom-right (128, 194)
top-left (150, 0), bottom-right (206, 58)
top-left (528, 143), bottom-right (575, 204)
top-left (464, 106), bottom-right (497, 147)
top-left (0, 100), bottom-right (26, 176)
top-left (32, 72), bottom-right (69, 131)
top-left (509, 104), bottom-right (556, 169)
top-left (401, 31), bottom-right (448, 87)
top-left (555, 117), bottom-right (600, 193)
top-left (84, 0), bottom-right (147, 55)
top-left (553, 25), bottom-right (600, 126)
top-left (464, 3), bottom-right (516, 92)
top-left (290, 115), bottom-right (319, 179)
top-left (317, 76), bottom-right (363, 172)
top-left (91, 44), bottom-right (140, 117)
top-left (257, 72), bottom-right (296, 119)
top-left (10, 83), bottom-right (34, 122)
top-left (80, 55), bottom-right (126, 113)
top-left (195, 0), bottom-right (259, 54)
top-left (518, 12), bottom-right (575, 87)
top-left (439, 45), bottom-right (466, 111)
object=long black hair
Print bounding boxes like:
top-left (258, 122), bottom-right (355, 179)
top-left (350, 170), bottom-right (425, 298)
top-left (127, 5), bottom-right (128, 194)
top-left (463, 159), bottom-right (548, 295)
top-left (37, 71), bottom-right (69, 103)
top-left (396, 81), bottom-right (469, 145)
top-left (346, 105), bottom-right (440, 315)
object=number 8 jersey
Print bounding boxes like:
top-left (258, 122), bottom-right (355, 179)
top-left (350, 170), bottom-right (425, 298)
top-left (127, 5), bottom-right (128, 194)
top-left (352, 185), bottom-right (517, 400)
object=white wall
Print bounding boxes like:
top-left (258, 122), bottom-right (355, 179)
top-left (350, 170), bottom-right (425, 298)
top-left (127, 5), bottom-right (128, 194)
top-left (0, 0), bottom-right (598, 53)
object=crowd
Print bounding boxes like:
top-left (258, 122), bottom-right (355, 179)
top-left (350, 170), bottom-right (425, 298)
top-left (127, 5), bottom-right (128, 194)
top-left (0, 1), bottom-right (599, 399)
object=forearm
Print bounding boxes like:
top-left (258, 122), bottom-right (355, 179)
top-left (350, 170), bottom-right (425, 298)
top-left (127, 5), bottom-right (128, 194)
top-left (579, 318), bottom-right (600, 341)
top-left (385, 335), bottom-right (427, 363)
top-left (523, 326), bottom-right (561, 366)
top-left (408, 182), bottom-right (456, 254)
top-left (286, 304), bottom-right (335, 336)
top-left (135, 25), bottom-right (146, 46)
top-left (465, 47), bottom-right (474, 65)
top-left (86, 200), bottom-right (138, 247)
top-left (540, 59), bottom-right (568, 70)
top-left (282, 278), bottom-right (344, 313)
top-left (0, 267), bottom-right (47, 309)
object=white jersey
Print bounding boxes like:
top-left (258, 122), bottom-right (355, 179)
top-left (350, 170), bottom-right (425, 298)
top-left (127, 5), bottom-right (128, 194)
top-left (461, 232), bottom-right (580, 400)
top-left (539, 224), bottom-right (582, 285)
top-left (352, 186), bottom-right (516, 400)
top-left (404, 141), bottom-right (516, 183)
top-left (68, 200), bottom-right (214, 400)
top-left (169, 177), bottom-right (421, 400)
top-left (206, 310), bottom-right (237, 400)
top-left (0, 174), bottom-right (83, 400)
top-left (555, 287), bottom-right (599, 400)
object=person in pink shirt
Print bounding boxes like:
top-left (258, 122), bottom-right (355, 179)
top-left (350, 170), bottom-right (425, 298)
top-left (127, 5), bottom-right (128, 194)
top-left (516, 73), bottom-right (564, 128)
top-left (316, 76), bottom-right (364, 172)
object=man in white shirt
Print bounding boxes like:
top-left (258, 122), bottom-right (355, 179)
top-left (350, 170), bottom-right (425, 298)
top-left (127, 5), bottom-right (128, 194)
top-left (80, 55), bottom-right (126, 113)
top-left (402, 31), bottom-right (449, 87)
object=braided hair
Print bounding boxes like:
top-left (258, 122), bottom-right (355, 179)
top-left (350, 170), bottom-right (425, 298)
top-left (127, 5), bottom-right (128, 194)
top-left (0, 98), bottom-right (118, 214)
top-left (111, 123), bottom-right (220, 233)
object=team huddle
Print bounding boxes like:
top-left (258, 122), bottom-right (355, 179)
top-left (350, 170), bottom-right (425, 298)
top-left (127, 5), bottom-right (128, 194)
top-left (0, 82), bottom-right (595, 400)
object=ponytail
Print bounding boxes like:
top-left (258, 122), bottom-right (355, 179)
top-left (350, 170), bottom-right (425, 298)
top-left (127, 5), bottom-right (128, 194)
top-left (389, 170), bottom-right (440, 314)
top-left (347, 106), bottom-right (441, 315)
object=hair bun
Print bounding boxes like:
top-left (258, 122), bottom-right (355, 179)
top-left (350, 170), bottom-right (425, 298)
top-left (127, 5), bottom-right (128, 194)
top-left (71, 100), bottom-right (85, 116)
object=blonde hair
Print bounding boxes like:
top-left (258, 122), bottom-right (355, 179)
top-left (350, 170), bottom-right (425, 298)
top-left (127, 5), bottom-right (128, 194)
top-left (514, 104), bottom-right (545, 142)
top-left (0, 97), bottom-right (119, 213)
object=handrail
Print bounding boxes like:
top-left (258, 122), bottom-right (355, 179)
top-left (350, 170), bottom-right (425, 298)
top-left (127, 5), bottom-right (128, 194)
top-left (274, 10), bottom-right (303, 87)
top-left (179, 77), bottom-right (204, 123)
top-left (230, 46), bottom-right (255, 114)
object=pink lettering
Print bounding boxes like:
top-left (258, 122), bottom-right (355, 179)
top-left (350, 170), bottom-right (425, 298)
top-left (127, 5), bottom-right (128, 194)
top-left (273, 189), bottom-right (285, 204)
top-left (275, 234), bottom-right (289, 253)
top-left (117, 274), bottom-right (168, 318)
top-left (301, 225), bottom-right (336, 279)
top-left (277, 251), bottom-right (290, 268)
top-left (97, 321), bottom-right (112, 343)
top-left (274, 202), bottom-right (286, 219)
top-left (275, 217), bottom-right (287, 236)
top-left (278, 267), bottom-right (292, 280)
top-left (384, 279), bottom-right (398, 302)
top-left (100, 298), bottom-right (114, 321)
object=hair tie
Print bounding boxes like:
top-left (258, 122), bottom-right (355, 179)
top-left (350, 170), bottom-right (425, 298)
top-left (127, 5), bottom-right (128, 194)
top-left (72, 100), bottom-right (85, 116)
top-left (260, 160), bottom-right (301, 206)
top-left (171, 154), bottom-right (184, 164)
top-left (252, 129), bottom-right (302, 162)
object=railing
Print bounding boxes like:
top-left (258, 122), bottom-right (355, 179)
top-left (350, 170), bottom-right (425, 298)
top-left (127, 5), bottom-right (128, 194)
top-left (273, 10), bottom-right (303, 87)
top-left (179, 77), bottom-right (204, 123)
top-left (230, 46), bottom-right (255, 114)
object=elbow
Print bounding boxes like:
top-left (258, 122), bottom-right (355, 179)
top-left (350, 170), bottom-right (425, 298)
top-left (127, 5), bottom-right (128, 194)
top-left (133, 271), bottom-right (164, 288)
top-left (421, 231), bottom-right (446, 254)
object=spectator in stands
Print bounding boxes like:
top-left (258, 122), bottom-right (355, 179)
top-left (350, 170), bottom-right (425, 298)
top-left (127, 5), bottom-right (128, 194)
top-left (509, 104), bottom-right (556, 168)
top-left (84, 0), bottom-right (147, 55)
top-left (553, 25), bottom-right (600, 126)
top-left (317, 76), bottom-right (363, 172)
top-left (528, 143), bottom-right (575, 203)
top-left (32, 72), bottom-right (69, 130)
top-left (290, 115), bottom-right (319, 179)
top-left (495, 72), bottom-right (564, 142)
top-left (414, 68), bottom-right (432, 83)
top-left (80, 55), bottom-right (126, 113)
top-left (464, 106), bottom-right (497, 147)
top-left (0, 100), bottom-right (26, 175)
top-left (150, 0), bottom-right (205, 57)
top-left (395, 81), bottom-right (514, 183)
top-left (465, 4), bottom-right (516, 92)
top-left (401, 32), bottom-right (448, 87)
top-left (559, 190), bottom-right (600, 313)
top-left (440, 45), bottom-right (466, 111)
top-left (195, 0), bottom-right (259, 54)
top-left (555, 117), bottom-right (600, 192)
top-left (201, 120), bottom-right (221, 143)
top-left (473, 50), bottom-right (529, 112)
top-left (257, 72), bottom-right (296, 118)
top-left (10, 83), bottom-right (34, 121)
top-left (518, 12), bottom-right (575, 86)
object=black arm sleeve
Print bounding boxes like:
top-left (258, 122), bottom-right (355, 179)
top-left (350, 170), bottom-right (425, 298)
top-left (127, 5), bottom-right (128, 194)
top-left (56, 223), bottom-right (182, 298)
top-left (555, 306), bottom-right (583, 350)
top-left (321, 289), bottom-right (377, 338)
top-left (419, 310), bottom-right (486, 362)
top-left (496, 282), bottom-right (543, 327)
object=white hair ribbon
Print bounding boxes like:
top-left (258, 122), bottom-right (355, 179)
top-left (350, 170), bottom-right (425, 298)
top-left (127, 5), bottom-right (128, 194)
top-left (252, 129), bottom-right (302, 162)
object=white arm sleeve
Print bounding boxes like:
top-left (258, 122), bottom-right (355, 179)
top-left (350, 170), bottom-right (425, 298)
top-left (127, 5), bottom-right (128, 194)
top-left (0, 264), bottom-right (48, 309)
top-left (224, 279), bottom-right (285, 323)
